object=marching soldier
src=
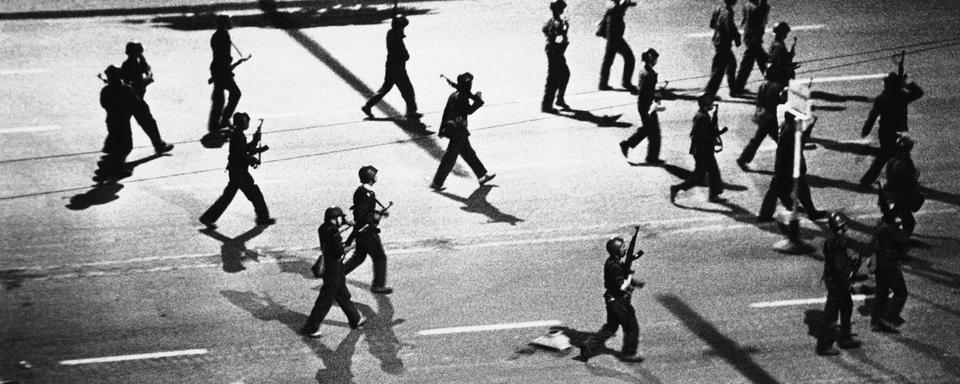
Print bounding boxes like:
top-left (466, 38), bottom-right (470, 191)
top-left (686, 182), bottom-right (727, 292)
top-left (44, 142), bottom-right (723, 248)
top-left (120, 41), bottom-right (174, 154)
top-left (732, 0), bottom-right (770, 94)
top-left (208, 15), bottom-right (248, 132)
top-left (597, 0), bottom-right (638, 93)
top-left (362, 14), bottom-right (421, 121)
top-left (619, 48), bottom-right (664, 164)
top-left (541, 0), bottom-right (571, 112)
top-left (199, 112), bottom-right (274, 227)
top-left (302, 206), bottom-right (367, 338)
top-left (703, 0), bottom-right (741, 98)
top-left (581, 227), bottom-right (646, 363)
top-left (737, 70), bottom-right (786, 170)
top-left (670, 95), bottom-right (725, 203)
top-left (883, 135), bottom-right (922, 238)
top-left (343, 166), bottom-right (394, 295)
top-left (430, 73), bottom-right (496, 191)
top-left (816, 212), bottom-right (863, 356)
top-left (859, 73), bottom-right (924, 186)
top-left (869, 192), bottom-right (911, 333)
top-left (756, 111), bottom-right (827, 221)
top-left (97, 65), bottom-right (138, 181)
top-left (765, 22), bottom-right (798, 86)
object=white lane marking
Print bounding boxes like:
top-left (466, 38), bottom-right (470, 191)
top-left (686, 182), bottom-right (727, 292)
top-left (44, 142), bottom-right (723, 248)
top-left (418, 320), bottom-right (561, 336)
top-left (686, 24), bottom-right (826, 38)
top-left (159, 179), bottom-right (288, 190)
top-left (58, 349), bottom-right (208, 366)
top-left (0, 69), bottom-right (50, 75)
top-left (750, 295), bottom-right (867, 308)
top-left (805, 73), bottom-right (887, 84)
top-left (0, 125), bottom-right (60, 134)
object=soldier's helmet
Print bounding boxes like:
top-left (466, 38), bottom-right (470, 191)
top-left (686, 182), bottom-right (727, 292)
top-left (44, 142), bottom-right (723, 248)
top-left (828, 211), bottom-right (850, 232)
top-left (606, 237), bottom-right (625, 257)
top-left (232, 112), bottom-right (250, 128)
top-left (392, 14), bottom-right (409, 29)
top-left (882, 72), bottom-right (901, 90)
top-left (641, 48), bottom-right (659, 63)
top-left (697, 93), bottom-right (714, 108)
top-left (896, 134), bottom-right (915, 152)
top-left (125, 41), bottom-right (144, 56)
top-left (358, 165), bottom-right (378, 183)
top-left (772, 21), bottom-right (791, 35)
top-left (324, 206), bottom-right (346, 221)
top-left (104, 65), bottom-right (122, 82)
top-left (550, 0), bottom-right (567, 12)
top-left (215, 15), bottom-right (231, 29)
top-left (456, 72), bottom-right (474, 87)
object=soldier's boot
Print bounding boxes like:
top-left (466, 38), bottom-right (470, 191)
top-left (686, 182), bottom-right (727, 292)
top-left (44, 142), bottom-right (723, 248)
top-left (837, 335), bottom-right (862, 350)
top-left (815, 338), bottom-right (840, 356)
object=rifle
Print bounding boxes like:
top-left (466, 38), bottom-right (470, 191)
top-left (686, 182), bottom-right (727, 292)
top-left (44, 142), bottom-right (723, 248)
top-left (247, 118), bottom-right (269, 168)
top-left (344, 201), bottom-right (393, 246)
top-left (711, 104), bottom-right (729, 153)
top-left (896, 50), bottom-right (906, 86)
top-left (620, 226), bottom-right (645, 292)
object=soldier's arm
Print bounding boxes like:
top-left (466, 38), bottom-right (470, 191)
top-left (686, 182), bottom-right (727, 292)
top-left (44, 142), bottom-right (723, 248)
top-left (904, 81), bottom-right (924, 103)
top-left (467, 94), bottom-right (484, 114)
top-left (861, 99), bottom-right (880, 137)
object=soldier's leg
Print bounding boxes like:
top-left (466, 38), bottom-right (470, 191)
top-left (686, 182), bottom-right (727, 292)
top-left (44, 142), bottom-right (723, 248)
top-left (366, 69), bottom-right (396, 109)
top-left (334, 284), bottom-right (363, 327)
top-left (723, 48), bottom-right (738, 93)
top-left (704, 50), bottom-right (726, 96)
top-left (739, 121), bottom-right (773, 163)
top-left (200, 180), bottom-right (240, 224)
top-left (543, 53), bottom-right (560, 109)
top-left (705, 153), bottom-right (724, 197)
top-left (756, 45), bottom-right (769, 73)
top-left (871, 271), bottom-right (891, 326)
top-left (236, 171), bottom-right (270, 220)
top-left (896, 204), bottom-right (916, 237)
top-left (395, 70), bottom-right (418, 116)
top-left (838, 292), bottom-right (855, 337)
top-left (623, 126), bottom-right (648, 149)
top-left (645, 113), bottom-right (662, 161)
top-left (302, 283), bottom-right (338, 333)
top-left (860, 148), bottom-right (893, 185)
top-left (367, 233), bottom-right (388, 289)
top-left (734, 44), bottom-right (758, 91)
top-left (885, 269), bottom-right (908, 322)
top-left (817, 291), bottom-right (841, 352)
top-left (675, 158), bottom-right (707, 192)
top-left (556, 59), bottom-right (570, 106)
top-left (458, 138), bottom-right (489, 179)
top-left (586, 300), bottom-right (622, 350)
top-left (618, 40), bottom-right (635, 87)
top-left (599, 41), bottom-right (617, 87)
top-left (758, 177), bottom-right (782, 219)
top-left (431, 139), bottom-right (464, 187)
top-left (796, 178), bottom-right (819, 212)
top-left (222, 79), bottom-right (242, 127)
top-left (133, 102), bottom-right (164, 148)
top-left (343, 236), bottom-right (370, 275)
top-left (208, 83), bottom-right (226, 131)
top-left (619, 302), bottom-right (640, 356)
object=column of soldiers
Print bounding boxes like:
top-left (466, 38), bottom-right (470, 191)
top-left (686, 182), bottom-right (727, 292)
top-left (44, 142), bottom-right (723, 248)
top-left (92, 1), bottom-right (927, 356)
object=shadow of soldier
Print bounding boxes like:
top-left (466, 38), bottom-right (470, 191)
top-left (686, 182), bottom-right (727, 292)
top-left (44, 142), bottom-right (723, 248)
top-left (144, 2), bottom-right (432, 31)
top-left (220, 290), bottom-right (364, 384)
top-left (658, 163), bottom-right (750, 192)
top-left (549, 108), bottom-right (631, 128)
top-left (66, 182), bottom-right (124, 210)
top-left (346, 280), bottom-right (408, 375)
top-left (437, 185), bottom-right (524, 226)
top-left (200, 225), bottom-right (268, 272)
top-left (547, 326), bottom-right (617, 362)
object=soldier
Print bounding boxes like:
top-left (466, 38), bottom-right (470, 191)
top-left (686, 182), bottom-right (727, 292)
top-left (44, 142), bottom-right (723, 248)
top-left (703, 0), bottom-right (741, 98)
top-left (302, 206), bottom-right (367, 338)
top-left (859, 73), bottom-right (924, 186)
top-left (869, 193), bottom-right (910, 333)
top-left (541, 0), bottom-right (571, 112)
top-left (199, 112), bottom-right (274, 227)
top-left (208, 15), bottom-right (248, 132)
top-left (580, 227), bottom-right (646, 363)
top-left (430, 73), bottom-right (496, 191)
top-left (361, 14), bottom-right (421, 121)
top-left (597, 0), bottom-right (638, 93)
top-left (737, 70), bottom-right (785, 170)
top-left (816, 212), bottom-right (863, 356)
top-left (98, 65), bottom-right (138, 181)
top-left (765, 22), bottom-right (798, 86)
top-left (756, 111), bottom-right (827, 222)
top-left (732, 0), bottom-right (770, 94)
top-left (343, 166), bottom-right (394, 295)
top-left (670, 95), bottom-right (725, 203)
top-left (120, 41), bottom-right (174, 154)
top-left (883, 135), bottom-right (922, 238)
top-left (619, 48), bottom-right (663, 164)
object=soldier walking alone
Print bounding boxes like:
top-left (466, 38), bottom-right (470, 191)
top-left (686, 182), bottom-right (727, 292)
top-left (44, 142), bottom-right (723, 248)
top-left (597, 0), bottom-right (638, 93)
top-left (869, 193), bottom-right (911, 334)
top-left (670, 95), bottom-right (725, 203)
top-left (541, 0), bottom-right (571, 113)
top-left (120, 41), bottom-right (174, 154)
top-left (883, 135), bottom-right (922, 239)
top-left (703, 0), bottom-right (741, 98)
top-left (732, 0), bottom-right (770, 94)
top-left (343, 166), bottom-right (394, 295)
top-left (430, 73), bottom-right (496, 191)
top-left (815, 212), bottom-right (863, 356)
top-left (361, 14), bottom-right (422, 122)
top-left (619, 48), bottom-right (664, 164)
top-left (859, 73), bottom-right (924, 187)
top-left (208, 15), bottom-right (248, 132)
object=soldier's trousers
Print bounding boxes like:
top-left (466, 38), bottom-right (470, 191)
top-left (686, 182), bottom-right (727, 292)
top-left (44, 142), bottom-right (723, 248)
top-left (623, 110), bottom-right (661, 161)
top-left (818, 289), bottom-right (854, 349)
top-left (738, 119), bottom-right (778, 164)
top-left (704, 46), bottom-right (737, 97)
top-left (365, 64), bottom-right (418, 115)
top-left (599, 38), bottom-right (635, 87)
top-left (860, 144), bottom-right (896, 185)
top-left (133, 101), bottom-right (165, 149)
top-left (585, 296), bottom-right (639, 355)
top-left (674, 152), bottom-right (723, 197)
top-left (542, 51), bottom-right (570, 108)
top-left (432, 137), bottom-right (488, 187)
top-left (343, 232), bottom-right (388, 288)
top-left (758, 176), bottom-right (818, 218)
top-left (209, 77), bottom-right (241, 132)
top-left (872, 268), bottom-right (908, 324)
top-left (200, 169), bottom-right (270, 223)
top-left (734, 41), bottom-right (768, 91)
top-left (302, 279), bottom-right (361, 333)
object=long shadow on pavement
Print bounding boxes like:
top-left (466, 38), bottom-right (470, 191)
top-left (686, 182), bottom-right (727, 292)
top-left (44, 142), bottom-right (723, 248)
top-left (548, 109), bottom-right (630, 128)
top-left (65, 153), bottom-right (168, 210)
top-left (200, 225), bottom-right (269, 272)
top-left (436, 185), bottom-right (524, 226)
top-left (346, 280), bottom-right (407, 375)
top-left (145, 2), bottom-right (431, 30)
top-left (658, 163), bottom-right (750, 192)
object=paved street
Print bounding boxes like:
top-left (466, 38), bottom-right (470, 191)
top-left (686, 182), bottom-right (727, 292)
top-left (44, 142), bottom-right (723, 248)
top-left (2, 0), bottom-right (959, 382)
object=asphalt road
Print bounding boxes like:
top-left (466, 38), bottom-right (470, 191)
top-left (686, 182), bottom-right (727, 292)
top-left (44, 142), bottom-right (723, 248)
top-left (2, 0), bottom-right (959, 383)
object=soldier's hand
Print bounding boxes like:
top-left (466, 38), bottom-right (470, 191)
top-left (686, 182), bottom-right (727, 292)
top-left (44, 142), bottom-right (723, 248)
top-left (631, 250), bottom-right (644, 260)
top-left (473, 91), bottom-right (483, 101)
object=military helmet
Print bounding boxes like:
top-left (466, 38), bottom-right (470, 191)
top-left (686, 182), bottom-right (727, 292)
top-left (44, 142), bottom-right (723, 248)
top-left (324, 206), bottom-right (346, 221)
top-left (392, 14), bottom-right (409, 29)
top-left (358, 165), bottom-right (378, 183)
top-left (606, 237), bottom-right (625, 257)
top-left (828, 211), bottom-right (850, 232)
top-left (232, 112), bottom-right (250, 128)
top-left (896, 134), bottom-right (915, 152)
top-left (772, 21), bottom-right (791, 35)
top-left (456, 72), bottom-right (474, 87)
top-left (104, 65), bottom-right (122, 82)
top-left (125, 41), bottom-right (144, 56)
top-left (550, 0), bottom-right (567, 12)
top-left (697, 93), bottom-right (714, 107)
top-left (641, 48), bottom-right (660, 63)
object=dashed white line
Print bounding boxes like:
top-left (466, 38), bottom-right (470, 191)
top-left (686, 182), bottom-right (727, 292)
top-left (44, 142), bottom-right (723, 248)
top-left (418, 320), bottom-right (561, 336)
top-left (805, 73), bottom-right (887, 84)
top-left (686, 24), bottom-right (826, 38)
top-left (0, 125), bottom-right (60, 134)
top-left (749, 295), bottom-right (867, 308)
top-left (58, 348), bottom-right (209, 366)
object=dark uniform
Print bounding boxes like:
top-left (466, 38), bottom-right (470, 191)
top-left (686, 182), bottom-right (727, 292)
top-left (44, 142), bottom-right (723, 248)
top-left (582, 252), bottom-right (642, 361)
top-left (343, 184), bottom-right (390, 291)
top-left (208, 18), bottom-right (242, 132)
top-left (859, 79), bottom-right (923, 185)
top-left (765, 29), bottom-right (795, 85)
top-left (363, 16), bottom-right (419, 118)
top-left (671, 106), bottom-right (724, 201)
top-left (757, 116), bottom-right (825, 220)
top-left (817, 232), bottom-right (861, 354)
top-left (99, 68), bottom-right (139, 178)
top-left (120, 45), bottom-right (171, 154)
top-left (703, 0), bottom-right (741, 98)
top-left (541, 4), bottom-right (570, 111)
top-left (431, 75), bottom-right (494, 189)
top-left (302, 218), bottom-right (364, 335)
top-left (884, 147), bottom-right (921, 237)
top-left (737, 77), bottom-right (785, 166)
top-left (732, 0), bottom-right (769, 92)
top-left (199, 117), bottom-right (271, 226)
top-left (620, 58), bottom-right (662, 162)
top-left (870, 213), bottom-right (910, 331)
top-left (598, 0), bottom-right (636, 91)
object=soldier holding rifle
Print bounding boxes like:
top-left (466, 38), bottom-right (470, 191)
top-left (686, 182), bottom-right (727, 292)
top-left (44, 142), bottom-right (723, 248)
top-left (343, 166), bottom-right (395, 294)
top-left (208, 15), bottom-right (250, 133)
top-left (670, 95), bottom-right (727, 203)
top-left (429, 73), bottom-right (496, 191)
